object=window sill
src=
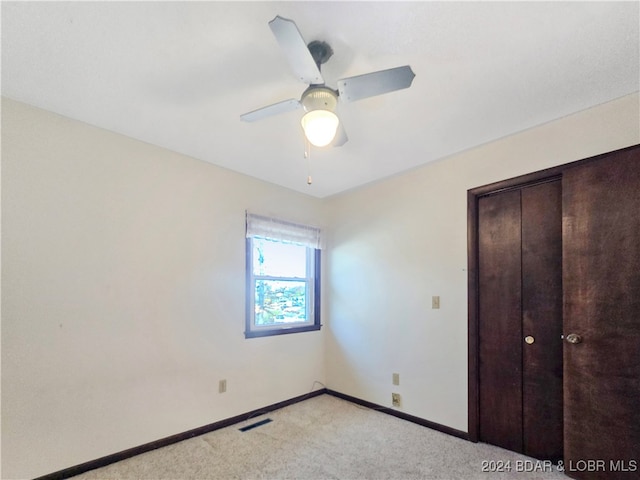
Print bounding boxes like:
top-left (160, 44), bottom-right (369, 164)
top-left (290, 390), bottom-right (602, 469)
top-left (245, 324), bottom-right (322, 339)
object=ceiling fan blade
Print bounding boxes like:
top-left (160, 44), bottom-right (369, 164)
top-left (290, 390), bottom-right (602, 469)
top-left (337, 66), bottom-right (416, 103)
top-left (240, 99), bottom-right (301, 122)
top-left (269, 15), bottom-right (324, 85)
top-left (332, 121), bottom-right (348, 147)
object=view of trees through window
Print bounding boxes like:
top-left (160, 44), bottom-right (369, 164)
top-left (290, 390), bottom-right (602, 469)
top-left (252, 238), bottom-right (310, 325)
top-left (255, 280), bottom-right (307, 325)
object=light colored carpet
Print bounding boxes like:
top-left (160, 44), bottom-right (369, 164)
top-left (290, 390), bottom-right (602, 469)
top-left (71, 394), bottom-right (566, 479)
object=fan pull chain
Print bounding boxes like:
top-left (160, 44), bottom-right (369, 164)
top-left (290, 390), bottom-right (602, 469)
top-left (304, 137), bottom-right (313, 185)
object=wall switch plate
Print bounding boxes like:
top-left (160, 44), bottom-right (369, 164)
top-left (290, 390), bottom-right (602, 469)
top-left (392, 393), bottom-right (401, 407)
top-left (392, 373), bottom-right (400, 386)
top-left (219, 379), bottom-right (227, 393)
top-left (432, 296), bottom-right (440, 309)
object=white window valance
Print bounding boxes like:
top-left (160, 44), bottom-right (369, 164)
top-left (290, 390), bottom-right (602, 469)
top-left (245, 212), bottom-right (322, 249)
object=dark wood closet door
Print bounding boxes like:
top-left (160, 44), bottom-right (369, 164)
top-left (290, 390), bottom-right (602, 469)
top-left (521, 181), bottom-right (563, 460)
top-left (563, 151), bottom-right (640, 479)
top-left (478, 189), bottom-right (523, 453)
top-left (478, 181), bottom-right (563, 460)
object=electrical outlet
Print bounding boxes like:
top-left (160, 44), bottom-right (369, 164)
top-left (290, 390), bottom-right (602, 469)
top-left (219, 379), bottom-right (227, 393)
top-left (392, 373), bottom-right (400, 386)
top-left (392, 393), bottom-right (401, 407)
top-left (432, 296), bottom-right (440, 309)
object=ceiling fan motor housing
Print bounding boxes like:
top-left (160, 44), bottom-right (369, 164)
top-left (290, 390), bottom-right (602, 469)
top-left (307, 40), bottom-right (334, 68)
top-left (301, 86), bottom-right (338, 113)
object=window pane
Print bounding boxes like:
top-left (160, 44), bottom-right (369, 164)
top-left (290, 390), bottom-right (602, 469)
top-left (252, 238), bottom-right (307, 278)
top-left (254, 280), bottom-right (308, 325)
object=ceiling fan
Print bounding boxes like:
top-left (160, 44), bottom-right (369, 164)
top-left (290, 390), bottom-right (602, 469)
top-left (240, 15), bottom-right (416, 148)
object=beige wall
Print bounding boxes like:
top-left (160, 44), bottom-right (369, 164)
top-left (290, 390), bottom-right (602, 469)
top-left (1, 98), bottom-right (326, 479)
top-left (324, 93), bottom-right (640, 432)
top-left (2, 92), bottom-right (639, 479)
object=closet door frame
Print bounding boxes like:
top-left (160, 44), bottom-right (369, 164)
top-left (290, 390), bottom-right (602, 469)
top-left (466, 144), bottom-right (639, 443)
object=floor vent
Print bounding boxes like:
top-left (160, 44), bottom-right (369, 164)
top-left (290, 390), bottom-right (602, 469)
top-left (239, 418), bottom-right (272, 432)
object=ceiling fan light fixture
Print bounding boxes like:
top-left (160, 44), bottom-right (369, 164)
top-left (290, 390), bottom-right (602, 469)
top-left (241, 16), bottom-right (416, 153)
top-left (301, 109), bottom-right (339, 147)
top-left (300, 87), bottom-right (340, 147)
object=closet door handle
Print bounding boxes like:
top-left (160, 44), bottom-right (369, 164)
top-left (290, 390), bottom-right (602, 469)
top-left (524, 335), bottom-right (535, 344)
top-left (565, 333), bottom-right (582, 344)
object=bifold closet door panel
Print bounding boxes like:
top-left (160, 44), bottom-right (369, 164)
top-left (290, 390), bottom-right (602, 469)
top-left (521, 180), bottom-right (563, 461)
top-left (478, 189), bottom-right (523, 453)
top-left (563, 150), bottom-right (640, 479)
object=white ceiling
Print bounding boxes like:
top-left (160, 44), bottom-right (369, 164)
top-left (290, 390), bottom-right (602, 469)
top-left (2, 1), bottom-right (639, 197)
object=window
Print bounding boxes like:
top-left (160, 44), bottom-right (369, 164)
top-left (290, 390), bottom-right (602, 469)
top-left (245, 213), bottom-right (321, 338)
